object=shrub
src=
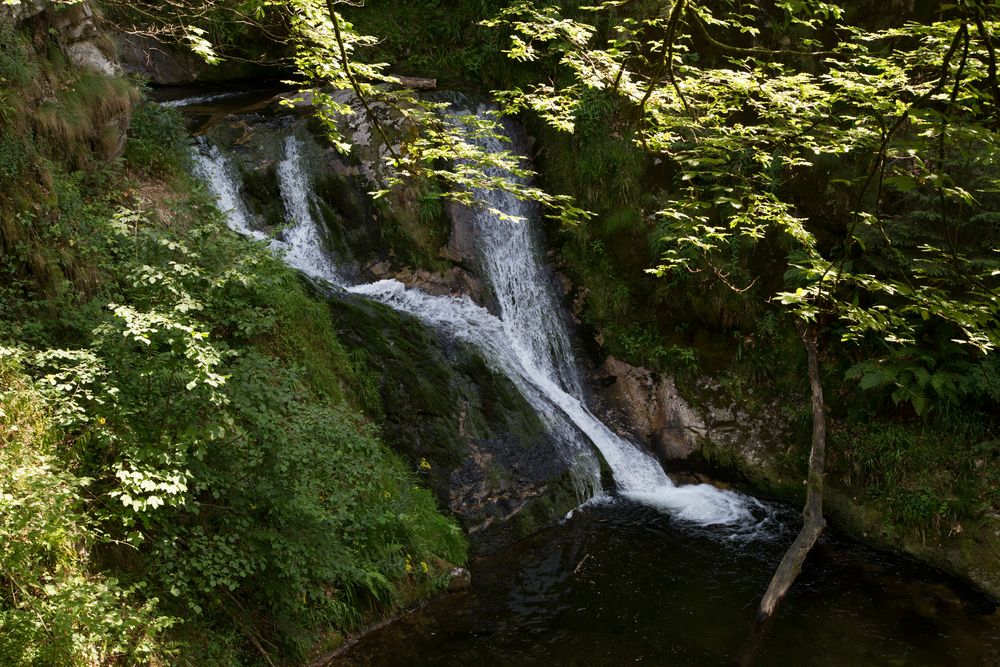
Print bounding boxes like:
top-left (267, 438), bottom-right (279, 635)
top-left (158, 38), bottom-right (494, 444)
top-left (124, 102), bottom-right (192, 177)
top-left (2, 200), bottom-right (466, 663)
top-left (0, 350), bottom-right (174, 666)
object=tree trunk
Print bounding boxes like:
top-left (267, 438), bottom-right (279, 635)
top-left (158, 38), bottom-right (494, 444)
top-left (736, 322), bottom-right (827, 665)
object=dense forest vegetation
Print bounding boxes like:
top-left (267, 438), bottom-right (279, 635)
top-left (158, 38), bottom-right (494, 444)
top-left (2, 0), bottom-right (999, 664)
top-left (0, 11), bottom-right (466, 663)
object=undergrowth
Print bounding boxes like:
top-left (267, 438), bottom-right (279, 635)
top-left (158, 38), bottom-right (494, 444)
top-left (0, 29), bottom-right (466, 665)
top-left (831, 407), bottom-right (1000, 536)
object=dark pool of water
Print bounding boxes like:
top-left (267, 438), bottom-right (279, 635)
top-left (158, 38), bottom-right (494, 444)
top-left (328, 499), bottom-right (1000, 666)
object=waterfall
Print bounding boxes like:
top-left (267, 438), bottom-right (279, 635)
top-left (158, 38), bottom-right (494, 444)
top-left (462, 128), bottom-right (582, 397)
top-left (191, 141), bottom-right (267, 241)
top-left (350, 279), bottom-right (756, 526)
top-left (192, 116), bottom-right (770, 531)
top-left (160, 91), bottom-right (245, 109)
top-left (275, 136), bottom-right (343, 286)
top-left (449, 113), bottom-right (758, 525)
top-left (192, 135), bottom-right (343, 285)
top-left (349, 279), bottom-right (602, 497)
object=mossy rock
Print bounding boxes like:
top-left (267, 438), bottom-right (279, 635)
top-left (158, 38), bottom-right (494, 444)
top-left (326, 291), bottom-right (581, 552)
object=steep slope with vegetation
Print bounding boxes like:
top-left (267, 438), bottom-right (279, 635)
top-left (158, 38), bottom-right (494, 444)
top-left (1, 12), bottom-right (465, 664)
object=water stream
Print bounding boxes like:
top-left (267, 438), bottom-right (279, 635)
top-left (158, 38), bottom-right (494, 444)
top-left (325, 498), bottom-right (1000, 666)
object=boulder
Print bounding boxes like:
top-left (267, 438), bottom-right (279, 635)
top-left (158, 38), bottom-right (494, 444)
top-left (3, 0), bottom-right (121, 76)
top-left (117, 34), bottom-right (209, 85)
top-left (66, 40), bottom-right (117, 76)
top-left (595, 356), bottom-right (708, 461)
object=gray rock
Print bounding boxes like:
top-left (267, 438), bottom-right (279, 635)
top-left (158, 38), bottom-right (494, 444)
top-left (442, 200), bottom-right (478, 267)
top-left (66, 40), bottom-right (118, 76)
top-left (596, 356), bottom-right (707, 460)
top-left (3, 1), bottom-right (120, 76)
top-left (0, 0), bottom-right (50, 23)
top-left (117, 34), bottom-right (207, 85)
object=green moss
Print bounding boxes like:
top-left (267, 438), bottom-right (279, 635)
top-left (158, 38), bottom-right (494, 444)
top-left (0, 23), bottom-right (38, 90)
top-left (499, 469), bottom-right (581, 548)
top-left (830, 412), bottom-right (1000, 532)
top-left (324, 291), bottom-right (551, 521)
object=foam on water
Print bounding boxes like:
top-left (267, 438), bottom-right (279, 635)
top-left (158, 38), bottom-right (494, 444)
top-left (274, 137), bottom-right (343, 285)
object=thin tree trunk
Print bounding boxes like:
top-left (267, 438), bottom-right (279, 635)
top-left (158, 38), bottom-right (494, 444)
top-left (736, 322), bottom-right (827, 665)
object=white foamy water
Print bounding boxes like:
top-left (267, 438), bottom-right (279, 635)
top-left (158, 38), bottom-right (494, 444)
top-left (191, 142), bottom-right (268, 241)
top-left (275, 137), bottom-right (343, 285)
top-left (349, 278), bottom-right (756, 528)
top-left (193, 115), bottom-right (773, 532)
top-left (160, 91), bottom-right (245, 109)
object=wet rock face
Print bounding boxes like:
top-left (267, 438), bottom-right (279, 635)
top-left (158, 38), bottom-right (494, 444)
top-left (594, 356), bottom-right (707, 461)
top-left (327, 294), bottom-right (581, 554)
top-left (116, 33), bottom-right (280, 85)
top-left (441, 200), bottom-right (478, 268)
top-left (593, 355), bottom-right (794, 474)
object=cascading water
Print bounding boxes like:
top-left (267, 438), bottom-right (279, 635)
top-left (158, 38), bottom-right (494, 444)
top-left (192, 135), bottom-right (342, 285)
top-left (191, 111), bottom-right (771, 532)
top-left (462, 127), bottom-right (582, 397)
top-left (351, 279), bottom-right (757, 526)
top-left (191, 141), bottom-right (267, 241)
top-left (453, 112), bottom-right (761, 526)
top-left (275, 136), bottom-right (343, 285)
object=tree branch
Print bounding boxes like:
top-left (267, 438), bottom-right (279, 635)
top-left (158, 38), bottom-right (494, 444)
top-left (736, 321), bottom-right (827, 666)
top-left (324, 0), bottom-right (399, 160)
top-left (686, 7), bottom-right (838, 60)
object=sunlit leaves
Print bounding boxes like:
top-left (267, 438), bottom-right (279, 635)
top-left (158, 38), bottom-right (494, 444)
top-left (481, 0), bottom-right (1000, 357)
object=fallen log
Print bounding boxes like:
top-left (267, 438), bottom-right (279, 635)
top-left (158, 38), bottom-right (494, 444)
top-left (391, 76), bottom-right (437, 91)
top-left (735, 322), bottom-right (827, 666)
